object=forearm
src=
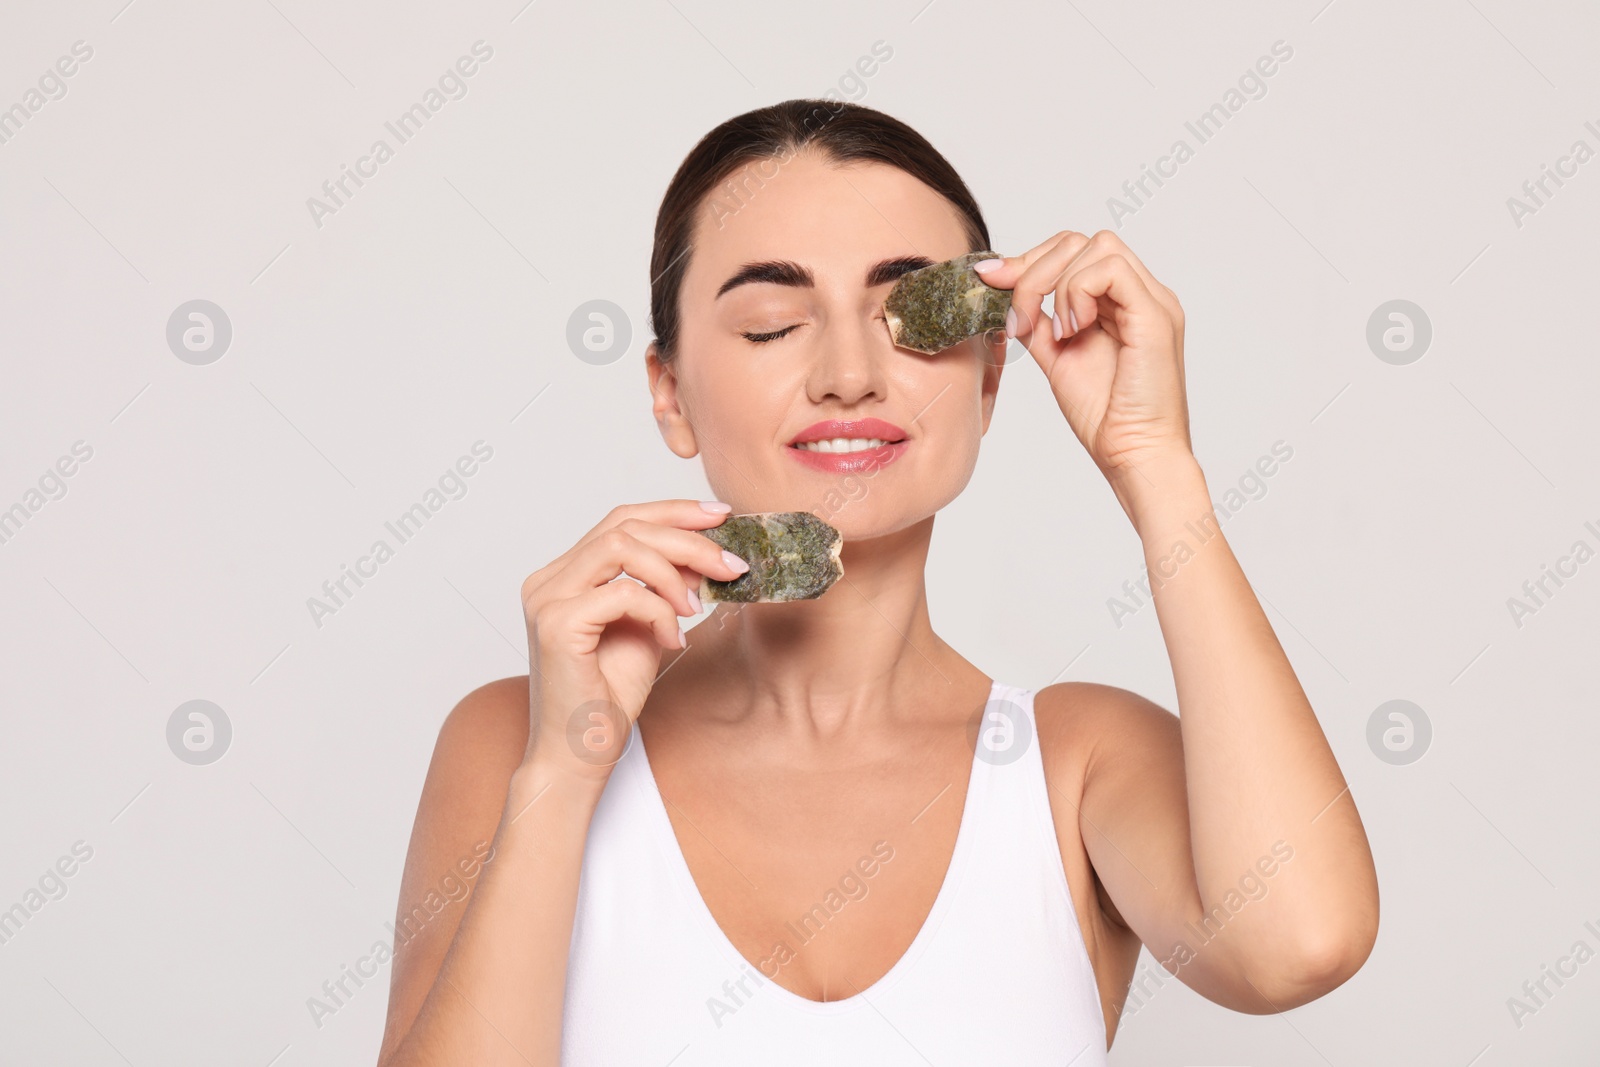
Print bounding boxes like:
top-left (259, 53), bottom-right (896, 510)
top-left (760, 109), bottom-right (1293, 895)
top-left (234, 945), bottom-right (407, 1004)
top-left (384, 761), bottom-right (603, 1067)
top-left (1116, 453), bottom-right (1377, 993)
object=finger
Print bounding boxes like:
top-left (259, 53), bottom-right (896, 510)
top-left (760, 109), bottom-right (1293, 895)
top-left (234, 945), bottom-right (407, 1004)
top-left (970, 230), bottom-right (1085, 291)
top-left (573, 499), bottom-right (734, 552)
top-left (559, 519), bottom-right (748, 608)
top-left (1055, 253), bottom-right (1167, 343)
top-left (525, 530), bottom-right (674, 620)
top-left (524, 499), bottom-right (733, 602)
top-left (1003, 233), bottom-right (1094, 341)
top-left (1065, 231), bottom-right (1183, 327)
top-left (610, 517), bottom-right (750, 584)
top-left (978, 231), bottom-right (1182, 332)
top-left (675, 564), bottom-right (707, 612)
top-left (535, 579), bottom-right (684, 658)
top-left (542, 525), bottom-right (729, 618)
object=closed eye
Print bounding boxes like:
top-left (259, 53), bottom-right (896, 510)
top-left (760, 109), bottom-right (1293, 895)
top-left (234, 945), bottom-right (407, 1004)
top-left (742, 312), bottom-right (884, 343)
top-left (741, 325), bottom-right (800, 343)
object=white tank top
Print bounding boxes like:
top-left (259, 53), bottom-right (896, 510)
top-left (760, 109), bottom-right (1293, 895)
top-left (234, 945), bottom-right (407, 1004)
top-left (561, 679), bottom-right (1109, 1065)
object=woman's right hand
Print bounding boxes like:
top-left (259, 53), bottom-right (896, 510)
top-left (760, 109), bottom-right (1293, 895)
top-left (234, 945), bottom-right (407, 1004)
top-left (518, 499), bottom-right (749, 782)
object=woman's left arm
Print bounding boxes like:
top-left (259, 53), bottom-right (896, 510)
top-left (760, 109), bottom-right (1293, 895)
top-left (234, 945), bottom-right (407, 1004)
top-left (975, 232), bottom-right (1379, 1011)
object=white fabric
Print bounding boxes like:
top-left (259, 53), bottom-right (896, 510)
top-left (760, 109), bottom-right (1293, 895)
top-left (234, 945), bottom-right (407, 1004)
top-left (561, 679), bottom-right (1109, 1065)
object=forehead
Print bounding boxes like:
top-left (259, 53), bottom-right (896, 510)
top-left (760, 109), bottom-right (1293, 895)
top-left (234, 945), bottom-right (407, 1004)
top-left (682, 151), bottom-right (972, 297)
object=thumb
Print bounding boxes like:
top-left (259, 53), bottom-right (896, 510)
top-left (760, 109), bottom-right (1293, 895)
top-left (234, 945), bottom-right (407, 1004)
top-left (972, 255), bottom-right (1047, 341)
top-left (970, 254), bottom-right (1017, 288)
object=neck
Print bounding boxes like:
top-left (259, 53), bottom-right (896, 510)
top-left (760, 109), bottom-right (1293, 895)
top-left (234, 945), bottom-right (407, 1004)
top-left (680, 514), bottom-right (971, 736)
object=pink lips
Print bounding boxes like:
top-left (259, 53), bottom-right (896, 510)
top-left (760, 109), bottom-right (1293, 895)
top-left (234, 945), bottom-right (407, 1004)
top-left (786, 417), bottom-right (910, 475)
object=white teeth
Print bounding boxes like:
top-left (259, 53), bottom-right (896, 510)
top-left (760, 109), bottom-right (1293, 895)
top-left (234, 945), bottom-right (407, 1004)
top-left (797, 437), bottom-right (889, 453)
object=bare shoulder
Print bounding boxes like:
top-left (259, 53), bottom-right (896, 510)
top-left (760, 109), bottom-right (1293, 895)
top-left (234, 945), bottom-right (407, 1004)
top-left (376, 675), bottom-right (531, 1063)
top-left (405, 671), bottom-right (532, 886)
top-left (431, 674), bottom-right (532, 777)
top-left (1032, 681), bottom-right (1183, 937)
top-left (1033, 680), bottom-right (1180, 781)
top-left (401, 672), bottom-right (530, 894)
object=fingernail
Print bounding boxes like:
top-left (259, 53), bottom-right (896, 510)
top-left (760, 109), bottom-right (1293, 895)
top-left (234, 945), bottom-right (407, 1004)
top-left (687, 586), bottom-right (702, 614)
top-left (1051, 312), bottom-right (1063, 341)
top-left (678, 626), bottom-right (687, 649)
top-left (972, 258), bottom-right (1003, 274)
top-left (722, 549), bottom-right (749, 574)
top-left (1004, 306), bottom-right (1017, 339)
top-left (1068, 308), bottom-right (1079, 334)
top-left (700, 500), bottom-right (732, 513)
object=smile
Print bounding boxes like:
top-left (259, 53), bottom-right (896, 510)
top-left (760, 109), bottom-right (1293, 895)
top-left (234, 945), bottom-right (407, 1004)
top-left (785, 438), bottom-right (909, 474)
top-left (785, 417), bottom-right (911, 474)
top-left (792, 438), bottom-right (893, 453)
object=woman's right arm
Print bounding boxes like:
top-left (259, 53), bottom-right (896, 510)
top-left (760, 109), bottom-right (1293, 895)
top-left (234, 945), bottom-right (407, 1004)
top-left (374, 681), bottom-right (604, 1067)
top-left (375, 500), bottom-right (746, 1066)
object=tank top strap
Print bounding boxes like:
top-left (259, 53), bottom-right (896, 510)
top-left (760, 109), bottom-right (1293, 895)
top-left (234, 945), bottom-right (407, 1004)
top-left (963, 680), bottom-right (1089, 936)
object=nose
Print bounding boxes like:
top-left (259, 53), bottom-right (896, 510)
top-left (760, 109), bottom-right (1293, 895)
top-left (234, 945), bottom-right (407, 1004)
top-left (804, 311), bottom-right (889, 407)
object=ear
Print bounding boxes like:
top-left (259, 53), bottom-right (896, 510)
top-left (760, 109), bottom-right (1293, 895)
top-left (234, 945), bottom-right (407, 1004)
top-left (646, 341), bottom-right (699, 458)
top-left (978, 328), bottom-right (1006, 435)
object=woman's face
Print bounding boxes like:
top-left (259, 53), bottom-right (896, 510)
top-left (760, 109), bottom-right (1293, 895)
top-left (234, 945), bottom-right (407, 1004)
top-left (648, 149), bottom-right (1004, 542)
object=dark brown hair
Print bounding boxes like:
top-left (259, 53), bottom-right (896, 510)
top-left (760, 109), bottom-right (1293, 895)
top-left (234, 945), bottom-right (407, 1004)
top-left (648, 98), bottom-right (991, 363)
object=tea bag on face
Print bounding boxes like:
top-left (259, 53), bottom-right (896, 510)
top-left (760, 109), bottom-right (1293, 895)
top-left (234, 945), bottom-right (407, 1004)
top-left (696, 511), bottom-right (843, 603)
top-left (883, 250), bottom-right (1011, 354)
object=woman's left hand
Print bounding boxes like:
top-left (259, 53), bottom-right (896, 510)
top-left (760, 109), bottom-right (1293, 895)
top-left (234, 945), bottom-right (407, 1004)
top-left (974, 231), bottom-right (1192, 489)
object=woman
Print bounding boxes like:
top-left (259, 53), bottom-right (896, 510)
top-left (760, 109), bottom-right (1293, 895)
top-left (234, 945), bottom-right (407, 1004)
top-left (374, 99), bottom-right (1379, 1066)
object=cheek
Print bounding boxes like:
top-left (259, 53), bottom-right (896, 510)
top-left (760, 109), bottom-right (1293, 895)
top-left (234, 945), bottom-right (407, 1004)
top-left (688, 357), bottom-right (789, 431)
top-left (861, 370), bottom-right (975, 503)
top-left (676, 356), bottom-right (795, 496)
top-left (904, 356), bottom-right (987, 437)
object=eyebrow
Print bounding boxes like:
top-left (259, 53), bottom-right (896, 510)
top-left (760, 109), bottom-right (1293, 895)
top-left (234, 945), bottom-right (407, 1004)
top-left (715, 255), bottom-right (935, 299)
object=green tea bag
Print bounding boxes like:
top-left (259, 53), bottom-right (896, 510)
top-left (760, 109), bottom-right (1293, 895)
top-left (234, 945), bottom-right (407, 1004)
top-left (883, 250), bottom-right (1011, 354)
top-left (696, 512), bottom-right (843, 603)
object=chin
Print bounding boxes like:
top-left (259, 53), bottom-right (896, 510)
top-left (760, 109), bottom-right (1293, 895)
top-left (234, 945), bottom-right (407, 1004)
top-left (818, 504), bottom-right (939, 546)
